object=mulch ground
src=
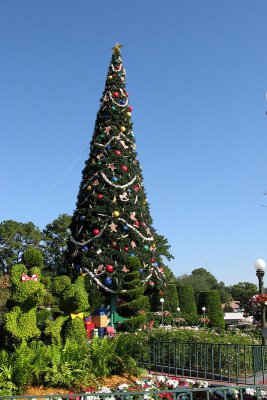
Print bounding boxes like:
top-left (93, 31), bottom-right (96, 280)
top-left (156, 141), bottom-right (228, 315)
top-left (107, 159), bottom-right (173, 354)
top-left (24, 374), bottom-right (139, 397)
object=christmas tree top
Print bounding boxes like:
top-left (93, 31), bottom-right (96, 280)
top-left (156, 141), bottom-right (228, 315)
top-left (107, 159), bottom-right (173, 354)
top-left (67, 44), bottom-right (168, 293)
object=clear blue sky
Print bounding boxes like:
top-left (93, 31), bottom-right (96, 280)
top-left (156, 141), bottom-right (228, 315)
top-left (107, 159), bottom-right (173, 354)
top-left (1, 0), bottom-right (267, 286)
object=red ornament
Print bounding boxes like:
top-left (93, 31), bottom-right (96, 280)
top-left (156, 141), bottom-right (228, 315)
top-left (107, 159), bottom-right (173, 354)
top-left (97, 194), bottom-right (103, 199)
top-left (115, 150), bottom-right (121, 156)
top-left (134, 186), bottom-right (140, 191)
top-left (93, 229), bottom-right (100, 236)
top-left (142, 222), bottom-right (146, 227)
top-left (115, 65), bottom-right (120, 70)
top-left (134, 221), bottom-right (139, 227)
top-left (126, 92), bottom-right (129, 97)
top-left (106, 264), bottom-right (114, 273)
top-left (151, 258), bottom-right (155, 262)
top-left (121, 165), bottom-right (128, 172)
top-left (148, 281), bottom-right (155, 287)
top-left (113, 92), bottom-right (119, 97)
top-left (111, 242), bottom-right (117, 248)
top-left (124, 246), bottom-right (129, 252)
top-left (128, 106), bottom-right (133, 112)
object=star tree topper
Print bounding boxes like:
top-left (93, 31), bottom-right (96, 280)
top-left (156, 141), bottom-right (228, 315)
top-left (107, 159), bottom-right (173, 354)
top-left (112, 42), bottom-right (123, 54)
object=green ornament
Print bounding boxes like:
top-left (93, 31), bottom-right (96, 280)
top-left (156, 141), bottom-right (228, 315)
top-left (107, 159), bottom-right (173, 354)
top-left (100, 134), bottom-right (105, 139)
top-left (144, 245), bottom-right (149, 251)
top-left (97, 161), bottom-right (102, 166)
top-left (111, 106), bottom-right (116, 111)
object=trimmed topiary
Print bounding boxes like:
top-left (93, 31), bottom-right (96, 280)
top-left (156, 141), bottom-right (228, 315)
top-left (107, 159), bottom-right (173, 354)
top-left (22, 247), bottom-right (43, 269)
top-left (178, 285), bottom-right (197, 316)
top-left (198, 290), bottom-right (225, 330)
top-left (117, 257), bottom-right (150, 331)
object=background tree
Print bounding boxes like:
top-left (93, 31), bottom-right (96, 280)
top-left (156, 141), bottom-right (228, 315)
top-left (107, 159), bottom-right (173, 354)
top-left (198, 290), bottom-right (225, 329)
top-left (66, 44), bottom-right (170, 297)
top-left (227, 282), bottom-right (257, 310)
top-left (42, 214), bottom-right (71, 276)
top-left (177, 268), bottom-right (231, 304)
top-left (0, 220), bottom-right (42, 273)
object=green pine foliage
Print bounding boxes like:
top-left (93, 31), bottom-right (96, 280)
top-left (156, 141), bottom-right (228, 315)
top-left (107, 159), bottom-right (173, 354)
top-left (66, 45), bottom-right (169, 297)
top-left (117, 257), bottom-right (150, 331)
top-left (178, 285), bottom-right (197, 319)
top-left (198, 290), bottom-right (225, 329)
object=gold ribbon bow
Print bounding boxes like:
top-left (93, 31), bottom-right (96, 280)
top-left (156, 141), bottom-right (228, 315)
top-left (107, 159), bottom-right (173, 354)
top-left (70, 312), bottom-right (84, 320)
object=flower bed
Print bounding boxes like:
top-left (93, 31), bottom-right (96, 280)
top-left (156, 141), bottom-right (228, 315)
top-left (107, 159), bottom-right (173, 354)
top-left (63, 375), bottom-right (267, 400)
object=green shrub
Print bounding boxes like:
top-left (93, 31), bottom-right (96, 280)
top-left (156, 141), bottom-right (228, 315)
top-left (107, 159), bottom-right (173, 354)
top-left (117, 257), bottom-right (150, 331)
top-left (178, 285), bottom-right (197, 316)
top-left (3, 307), bottom-right (41, 342)
top-left (63, 318), bottom-right (87, 343)
top-left (45, 316), bottom-right (68, 344)
top-left (198, 290), bottom-right (225, 330)
top-left (22, 247), bottom-right (43, 269)
top-left (53, 275), bottom-right (71, 295)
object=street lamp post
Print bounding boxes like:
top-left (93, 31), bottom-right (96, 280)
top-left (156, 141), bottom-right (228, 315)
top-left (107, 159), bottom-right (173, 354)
top-left (160, 298), bottom-right (165, 326)
top-left (202, 306), bottom-right (206, 328)
top-left (254, 259), bottom-right (267, 346)
top-left (177, 307), bottom-right (181, 328)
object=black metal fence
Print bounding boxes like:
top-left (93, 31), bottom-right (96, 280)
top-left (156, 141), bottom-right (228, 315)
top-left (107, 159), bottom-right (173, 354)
top-left (139, 340), bottom-right (267, 384)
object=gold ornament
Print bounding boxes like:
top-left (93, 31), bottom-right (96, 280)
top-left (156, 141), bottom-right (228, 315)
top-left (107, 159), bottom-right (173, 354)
top-left (87, 185), bottom-right (92, 191)
top-left (112, 195), bottom-right (117, 203)
top-left (108, 75), bottom-right (113, 80)
top-left (126, 112), bottom-right (131, 117)
top-left (112, 211), bottom-right (120, 218)
top-left (112, 42), bottom-right (123, 53)
top-left (120, 126), bottom-right (126, 132)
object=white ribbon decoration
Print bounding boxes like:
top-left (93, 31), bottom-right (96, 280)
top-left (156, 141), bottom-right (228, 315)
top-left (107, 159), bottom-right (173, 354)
top-left (101, 172), bottom-right (136, 189)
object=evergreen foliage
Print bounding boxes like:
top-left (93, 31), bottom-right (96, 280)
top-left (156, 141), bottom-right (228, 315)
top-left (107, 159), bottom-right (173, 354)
top-left (178, 285), bottom-right (197, 316)
top-left (198, 290), bottom-right (225, 329)
top-left (177, 268), bottom-right (232, 304)
top-left (42, 214), bottom-right (71, 275)
top-left (66, 44), bottom-right (169, 296)
top-left (0, 220), bottom-right (42, 273)
top-left (117, 257), bottom-right (150, 331)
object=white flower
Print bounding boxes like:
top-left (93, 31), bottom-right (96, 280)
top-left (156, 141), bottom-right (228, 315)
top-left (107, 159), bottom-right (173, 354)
top-left (97, 386), bottom-right (112, 393)
top-left (245, 388), bottom-right (256, 396)
top-left (259, 390), bottom-right (267, 398)
top-left (84, 397), bottom-right (100, 400)
top-left (166, 379), bottom-right (179, 388)
top-left (117, 383), bottom-right (129, 390)
top-left (227, 389), bottom-right (239, 399)
top-left (156, 375), bottom-right (166, 383)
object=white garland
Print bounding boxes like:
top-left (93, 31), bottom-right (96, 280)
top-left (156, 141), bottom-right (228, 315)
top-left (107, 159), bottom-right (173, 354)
top-left (95, 131), bottom-right (132, 149)
top-left (70, 223), bottom-right (107, 246)
top-left (101, 172), bottom-right (136, 189)
top-left (108, 91), bottom-right (129, 107)
top-left (84, 269), bottom-right (115, 293)
top-left (117, 217), bottom-right (153, 241)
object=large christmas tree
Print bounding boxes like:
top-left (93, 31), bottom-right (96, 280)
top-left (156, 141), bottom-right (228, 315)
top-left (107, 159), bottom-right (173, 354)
top-left (67, 44), bottom-right (170, 296)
